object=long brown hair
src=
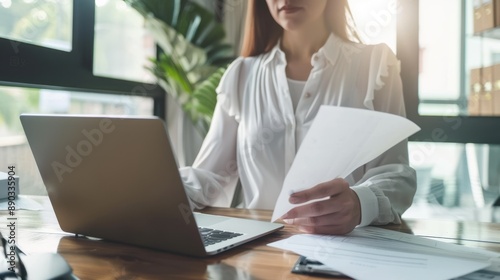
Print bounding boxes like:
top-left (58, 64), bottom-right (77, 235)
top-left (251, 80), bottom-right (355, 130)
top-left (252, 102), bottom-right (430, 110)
top-left (240, 0), bottom-right (360, 57)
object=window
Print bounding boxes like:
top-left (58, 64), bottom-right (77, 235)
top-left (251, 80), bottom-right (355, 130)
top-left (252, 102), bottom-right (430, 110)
top-left (0, 0), bottom-right (73, 51)
top-left (408, 142), bottom-right (500, 208)
top-left (0, 0), bottom-right (163, 97)
top-left (417, 0), bottom-right (500, 117)
top-left (0, 0), bottom-right (164, 195)
top-left (94, 0), bottom-right (155, 82)
top-left (399, 0), bottom-right (500, 143)
top-left (418, 0), bottom-right (462, 115)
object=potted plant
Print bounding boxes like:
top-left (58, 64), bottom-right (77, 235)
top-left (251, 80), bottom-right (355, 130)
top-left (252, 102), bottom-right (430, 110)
top-left (123, 0), bottom-right (235, 135)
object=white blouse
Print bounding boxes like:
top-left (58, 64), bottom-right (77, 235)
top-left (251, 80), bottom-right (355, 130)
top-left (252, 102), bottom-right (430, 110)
top-left (179, 34), bottom-right (416, 227)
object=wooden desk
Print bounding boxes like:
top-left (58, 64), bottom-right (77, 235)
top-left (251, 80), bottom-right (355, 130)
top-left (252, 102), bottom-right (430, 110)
top-left (2, 196), bottom-right (500, 280)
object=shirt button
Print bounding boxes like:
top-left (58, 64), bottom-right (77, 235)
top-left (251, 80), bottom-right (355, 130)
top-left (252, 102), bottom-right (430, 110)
top-left (305, 92), bottom-right (312, 98)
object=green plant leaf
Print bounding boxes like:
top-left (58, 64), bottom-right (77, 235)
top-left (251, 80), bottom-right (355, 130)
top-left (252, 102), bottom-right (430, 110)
top-left (124, 0), bottom-right (235, 135)
top-left (191, 67), bottom-right (226, 123)
top-left (145, 16), bottom-right (207, 71)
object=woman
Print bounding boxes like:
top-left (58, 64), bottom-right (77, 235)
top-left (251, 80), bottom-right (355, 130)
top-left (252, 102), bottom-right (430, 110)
top-left (180, 0), bottom-right (416, 235)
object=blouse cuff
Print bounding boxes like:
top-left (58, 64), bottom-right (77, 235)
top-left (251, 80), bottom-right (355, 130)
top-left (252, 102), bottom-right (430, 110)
top-left (351, 185), bottom-right (379, 227)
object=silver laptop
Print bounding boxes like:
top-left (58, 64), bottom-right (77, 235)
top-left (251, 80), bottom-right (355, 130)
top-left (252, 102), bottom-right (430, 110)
top-left (20, 114), bottom-right (283, 257)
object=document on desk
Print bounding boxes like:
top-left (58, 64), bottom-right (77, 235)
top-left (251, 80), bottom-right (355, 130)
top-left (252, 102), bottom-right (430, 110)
top-left (271, 105), bottom-right (421, 221)
top-left (268, 226), bottom-right (500, 280)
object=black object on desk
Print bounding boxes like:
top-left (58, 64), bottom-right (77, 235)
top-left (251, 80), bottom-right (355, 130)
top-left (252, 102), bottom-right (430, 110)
top-left (1, 230), bottom-right (74, 280)
top-left (292, 256), bottom-right (352, 278)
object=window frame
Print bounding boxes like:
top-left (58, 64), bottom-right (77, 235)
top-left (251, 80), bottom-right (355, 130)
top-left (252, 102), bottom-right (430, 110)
top-left (0, 0), bottom-right (165, 117)
top-left (398, 0), bottom-right (500, 144)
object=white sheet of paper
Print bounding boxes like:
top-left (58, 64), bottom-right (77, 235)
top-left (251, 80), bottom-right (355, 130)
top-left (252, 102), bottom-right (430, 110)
top-left (268, 227), bottom-right (497, 280)
top-left (271, 106), bottom-right (421, 221)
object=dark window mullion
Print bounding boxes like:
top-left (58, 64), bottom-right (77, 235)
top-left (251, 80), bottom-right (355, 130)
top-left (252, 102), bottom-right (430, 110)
top-left (73, 0), bottom-right (94, 73)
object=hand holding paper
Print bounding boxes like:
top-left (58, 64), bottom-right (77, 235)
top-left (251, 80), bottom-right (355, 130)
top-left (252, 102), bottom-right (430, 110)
top-left (271, 106), bottom-right (421, 222)
top-left (282, 178), bottom-right (361, 234)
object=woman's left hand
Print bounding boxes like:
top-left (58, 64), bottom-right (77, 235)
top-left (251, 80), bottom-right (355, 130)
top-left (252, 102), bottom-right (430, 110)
top-left (281, 178), bottom-right (361, 235)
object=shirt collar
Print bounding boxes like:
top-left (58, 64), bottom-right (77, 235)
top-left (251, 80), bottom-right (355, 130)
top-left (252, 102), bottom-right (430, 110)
top-left (262, 42), bottom-right (285, 66)
top-left (262, 33), bottom-right (341, 66)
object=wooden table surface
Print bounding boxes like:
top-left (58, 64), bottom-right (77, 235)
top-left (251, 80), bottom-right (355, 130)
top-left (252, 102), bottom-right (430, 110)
top-left (2, 196), bottom-right (500, 279)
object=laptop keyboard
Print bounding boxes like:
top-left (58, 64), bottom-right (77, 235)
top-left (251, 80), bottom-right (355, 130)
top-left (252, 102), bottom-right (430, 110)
top-left (198, 227), bottom-right (243, 247)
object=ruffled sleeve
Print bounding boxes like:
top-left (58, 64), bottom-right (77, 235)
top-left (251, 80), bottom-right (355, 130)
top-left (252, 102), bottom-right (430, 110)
top-left (216, 56), bottom-right (245, 122)
top-left (362, 43), bottom-right (403, 116)
top-left (178, 58), bottom-right (247, 209)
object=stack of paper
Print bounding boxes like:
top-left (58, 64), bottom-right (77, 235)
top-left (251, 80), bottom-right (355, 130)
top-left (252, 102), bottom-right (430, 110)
top-left (268, 227), bottom-right (500, 280)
